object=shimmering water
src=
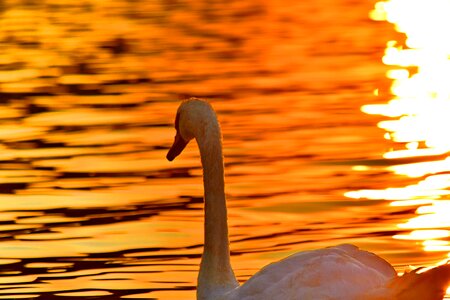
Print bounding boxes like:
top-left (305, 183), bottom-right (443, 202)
top-left (0, 0), bottom-right (449, 299)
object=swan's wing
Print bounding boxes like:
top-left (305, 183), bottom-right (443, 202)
top-left (228, 244), bottom-right (397, 300)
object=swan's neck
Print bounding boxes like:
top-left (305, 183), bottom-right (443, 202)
top-left (196, 120), bottom-right (238, 299)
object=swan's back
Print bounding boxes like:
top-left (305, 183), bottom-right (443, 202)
top-left (229, 244), bottom-right (397, 300)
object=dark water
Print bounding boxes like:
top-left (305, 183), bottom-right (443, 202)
top-left (0, 0), bottom-right (448, 299)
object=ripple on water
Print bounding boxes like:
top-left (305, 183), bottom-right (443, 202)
top-left (0, 0), bottom-right (447, 298)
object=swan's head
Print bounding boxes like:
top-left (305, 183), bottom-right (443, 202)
top-left (166, 98), bottom-right (217, 161)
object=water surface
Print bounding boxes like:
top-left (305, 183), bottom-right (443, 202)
top-left (0, 0), bottom-right (449, 299)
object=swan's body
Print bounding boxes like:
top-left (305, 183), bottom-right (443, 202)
top-left (167, 98), bottom-right (450, 300)
top-left (226, 244), bottom-right (397, 300)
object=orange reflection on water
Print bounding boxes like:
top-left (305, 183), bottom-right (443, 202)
top-left (348, 0), bottom-right (450, 287)
top-left (364, 0), bottom-right (450, 160)
top-left (1, 0), bottom-right (449, 297)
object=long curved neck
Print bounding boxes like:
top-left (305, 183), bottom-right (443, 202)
top-left (196, 117), bottom-right (238, 299)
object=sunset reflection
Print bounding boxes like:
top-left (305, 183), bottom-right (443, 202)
top-left (1, 0), bottom-right (450, 298)
top-left (347, 0), bottom-right (450, 283)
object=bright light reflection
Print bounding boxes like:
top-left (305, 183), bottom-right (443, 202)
top-left (423, 240), bottom-right (450, 252)
top-left (348, 0), bottom-right (450, 266)
top-left (363, 0), bottom-right (450, 163)
top-left (388, 158), bottom-right (450, 177)
top-left (394, 230), bottom-right (450, 240)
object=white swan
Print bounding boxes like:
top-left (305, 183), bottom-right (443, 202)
top-left (166, 98), bottom-right (450, 300)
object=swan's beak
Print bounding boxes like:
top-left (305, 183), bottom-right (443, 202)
top-left (167, 132), bottom-right (189, 161)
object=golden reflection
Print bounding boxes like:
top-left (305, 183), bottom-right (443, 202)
top-left (394, 230), bottom-right (450, 240)
top-left (363, 0), bottom-right (450, 161)
top-left (2, 0), bottom-right (450, 297)
top-left (348, 0), bottom-right (450, 288)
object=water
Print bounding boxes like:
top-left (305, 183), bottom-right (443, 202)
top-left (0, 0), bottom-right (449, 299)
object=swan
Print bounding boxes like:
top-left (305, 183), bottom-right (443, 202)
top-left (166, 98), bottom-right (450, 300)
